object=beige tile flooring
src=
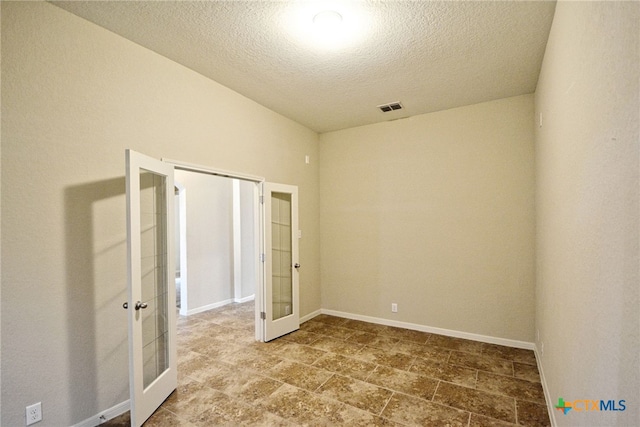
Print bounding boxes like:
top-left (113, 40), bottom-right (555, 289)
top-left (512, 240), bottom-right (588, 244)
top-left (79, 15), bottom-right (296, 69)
top-left (106, 302), bottom-right (550, 426)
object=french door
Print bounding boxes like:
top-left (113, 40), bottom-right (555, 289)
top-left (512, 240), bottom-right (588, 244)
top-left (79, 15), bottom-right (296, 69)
top-left (262, 182), bottom-right (300, 341)
top-left (125, 151), bottom-right (300, 425)
top-left (125, 150), bottom-right (177, 426)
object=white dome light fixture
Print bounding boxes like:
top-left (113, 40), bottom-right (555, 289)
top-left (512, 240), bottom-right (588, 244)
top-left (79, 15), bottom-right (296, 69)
top-left (281, 2), bottom-right (369, 52)
top-left (313, 10), bottom-right (343, 28)
top-left (309, 9), bottom-right (348, 49)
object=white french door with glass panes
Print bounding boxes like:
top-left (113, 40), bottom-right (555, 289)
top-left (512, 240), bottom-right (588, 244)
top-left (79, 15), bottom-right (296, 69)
top-left (125, 150), bottom-right (177, 427)
top-left (262, 182), bottom-right (300, 341)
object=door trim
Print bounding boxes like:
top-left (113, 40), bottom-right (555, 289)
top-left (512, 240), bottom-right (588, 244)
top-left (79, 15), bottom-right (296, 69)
top-left (163, 158), bottom-right (266, 341)
top-left (162, 158), bottom-right (265, 183)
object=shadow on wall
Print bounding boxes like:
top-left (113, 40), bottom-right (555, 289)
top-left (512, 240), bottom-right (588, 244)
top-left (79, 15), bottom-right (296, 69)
top-left (64, 177), bottom-right (129, 423)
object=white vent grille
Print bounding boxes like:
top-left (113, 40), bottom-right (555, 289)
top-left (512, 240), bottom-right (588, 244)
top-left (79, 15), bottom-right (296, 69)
top-left (377, 102), bottom-right (403, 113)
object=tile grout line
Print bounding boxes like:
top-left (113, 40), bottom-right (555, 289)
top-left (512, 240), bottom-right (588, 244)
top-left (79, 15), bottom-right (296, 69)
top-left (437, 379), bottom-right (525, 424)
top-left (414, 389), bottom-right (477, 423)
top-left (406, 355), bottom-right (418, 372)
top-left (376, 391), bottom-right (395, 417)
top-left (431, 380), bottom-right (441, 401)
top-left (362, 364), bottom-right (378, 383)
top-left (312, 372), bottom-right (335, 393)
top-left (442, 375), bottom-right (545, 406)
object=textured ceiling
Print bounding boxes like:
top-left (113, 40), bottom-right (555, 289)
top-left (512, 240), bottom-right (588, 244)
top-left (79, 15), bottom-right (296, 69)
top-left (51, 1), bottom-right (556, 133)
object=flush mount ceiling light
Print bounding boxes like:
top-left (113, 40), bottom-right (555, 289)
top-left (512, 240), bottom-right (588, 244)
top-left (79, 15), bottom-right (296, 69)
top-left (281, 2), bottom-right (369, 51)
top-left (313, 10), bottom-right (343, 28)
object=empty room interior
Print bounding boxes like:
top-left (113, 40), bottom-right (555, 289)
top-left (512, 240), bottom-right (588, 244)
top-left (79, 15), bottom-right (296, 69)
top-left (1, 1), bottom-right (638, 427)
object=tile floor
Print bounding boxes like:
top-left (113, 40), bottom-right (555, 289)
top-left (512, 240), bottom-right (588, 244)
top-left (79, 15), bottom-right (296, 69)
top-left (105, 302), bottom-right (551, 426)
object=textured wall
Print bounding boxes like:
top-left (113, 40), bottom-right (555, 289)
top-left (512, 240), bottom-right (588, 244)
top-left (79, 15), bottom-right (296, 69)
top-left (0, 2), bottom-right (319, 426)
top-left (535, 2), bottom-right (640, 426)
top-left (319, 95), bottom-right (536, 342)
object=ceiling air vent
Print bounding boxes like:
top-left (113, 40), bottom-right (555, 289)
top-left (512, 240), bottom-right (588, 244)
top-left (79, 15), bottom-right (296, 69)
top-left (377, 102), bottom-right (403, 113)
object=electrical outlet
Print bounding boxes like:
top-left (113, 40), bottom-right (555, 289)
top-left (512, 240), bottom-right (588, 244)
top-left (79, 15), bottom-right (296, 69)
top-left (26, 402), bottom-right (42, 426)
top-left (391, 303), bottom-right (398, 313)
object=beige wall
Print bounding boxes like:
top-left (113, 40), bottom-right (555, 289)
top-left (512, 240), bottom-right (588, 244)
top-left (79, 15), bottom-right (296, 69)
top-left (239, 180), bottom-right (257, 299)
top-left (319, 95), bottom-right (536, 342)
top-left (535, 2), bottom-right (639, 426)
top-left (173, 170), bottom-right (257, 311)
top-left (175, 170), bottom-right (234, 312)
top-left (0, 3), bottom-right (3, 422)
top-left (0, 2), bottom-right (320, 426)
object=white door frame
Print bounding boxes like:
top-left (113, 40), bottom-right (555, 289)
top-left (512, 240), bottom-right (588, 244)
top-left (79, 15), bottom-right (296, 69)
top-left (174, 181), bottom-right (188, 316)
top-left (162, 158), bottom-right (265, 341)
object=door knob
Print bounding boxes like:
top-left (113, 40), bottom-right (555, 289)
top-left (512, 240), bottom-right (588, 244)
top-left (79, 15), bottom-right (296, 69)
top-left (135, 301), bottom-right (148, 310)
top-left (123, 302), bottom-right (128, 309)
top-left (294, 263), bottom-right (301, 270)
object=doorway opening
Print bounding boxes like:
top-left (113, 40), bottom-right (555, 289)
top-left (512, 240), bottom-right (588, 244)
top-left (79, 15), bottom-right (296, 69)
top-left (164, 158), bottom-right (264, 341)
top-left (161, 157), bottom-right (301, 343)
top-left (174, 171), bottom-right (259, 319)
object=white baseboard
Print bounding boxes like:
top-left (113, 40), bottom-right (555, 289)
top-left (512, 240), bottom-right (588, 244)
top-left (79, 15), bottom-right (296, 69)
top-left (320, 308), bottom-right (535, 350)
top-left (300, 309), bottom-right (322, 324)
top-left (184, 299), bottom-right (234, 316)
top-left (535, 344), bottom-right (557, 427)
top-left (234, 294), bottom-right (255, 304)
top-left (72, 400), bottom-right (129, 427)
top-left (184, 295), bottom-right (256, 316)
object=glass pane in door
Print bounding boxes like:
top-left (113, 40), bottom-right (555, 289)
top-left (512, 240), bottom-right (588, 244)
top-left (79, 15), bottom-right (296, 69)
top-left (271, 192), bottom-right (292, 320)
top-left (140, 170), bottom-right (169, 389)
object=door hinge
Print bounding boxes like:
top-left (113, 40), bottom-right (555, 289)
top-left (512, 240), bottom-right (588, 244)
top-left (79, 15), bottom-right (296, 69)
top-left (259, 195), bottom-right (264, 204)
top-left (260, 311), bottom-right (266, 320)
top-left (260, 253), bottom-right (265, 262)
